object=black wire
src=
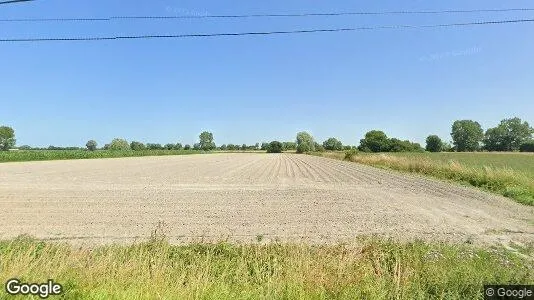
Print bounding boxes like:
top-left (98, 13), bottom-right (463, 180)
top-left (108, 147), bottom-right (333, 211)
top-left (0, 0), bottom-right (33, 4)
top-left (0, 19), bottom-right (533, 43)
top-left (1, 8), bottom-right (534, 22)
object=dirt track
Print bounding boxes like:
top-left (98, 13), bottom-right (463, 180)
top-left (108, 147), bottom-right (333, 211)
top-left (1, 153), bottom-right (533, 245)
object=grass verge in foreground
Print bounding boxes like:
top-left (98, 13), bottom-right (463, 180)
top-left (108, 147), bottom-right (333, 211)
top-left (0, 150), bottom-right (202, 163)
top-left (0, 236), bottom-right (532, 299)
top-left (313, 152), bottom-right (534, 206)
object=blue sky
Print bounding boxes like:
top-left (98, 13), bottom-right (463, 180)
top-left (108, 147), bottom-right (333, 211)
top-left (1, 0), bottom-right (533, 147)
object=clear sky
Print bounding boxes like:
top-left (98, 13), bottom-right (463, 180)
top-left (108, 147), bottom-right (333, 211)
top-left (1, 0), bottom-right (533, 147)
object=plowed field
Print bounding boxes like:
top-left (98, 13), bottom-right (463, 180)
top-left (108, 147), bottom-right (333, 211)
top-left (1, 154), bottom-right (533, 245)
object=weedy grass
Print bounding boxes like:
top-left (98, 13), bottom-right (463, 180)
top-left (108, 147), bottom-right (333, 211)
top-left (0, 236), bottom-right (532, 299)
top-left (315, 152), bottom-right (534, 206)
top-left (0, 150), bottom-right (201, 163)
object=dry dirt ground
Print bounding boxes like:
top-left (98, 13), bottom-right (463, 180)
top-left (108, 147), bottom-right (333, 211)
top-left (0, 153), bottom-right (533, 246)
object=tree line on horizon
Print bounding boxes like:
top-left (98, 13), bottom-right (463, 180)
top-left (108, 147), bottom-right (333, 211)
top-left (1, 117), bottom-right (533, 153)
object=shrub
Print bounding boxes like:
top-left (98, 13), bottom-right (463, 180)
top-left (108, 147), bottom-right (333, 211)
top-left (146, 143), bottom-right (163, 150)
top-left (314, 142), bottom-right (326, 152)
top-left (323, 138), bottom-right (343, 151)
top-left (358, 131), bottom-right (390, 152)
top-left (86, 140), bottom-right (98, 151)
top-left (426, 135), bottom-right (444, 152)
top-left (344, 149), bottom-right (358, 160)
top-left (130, 141), bottom-right (146, 151)
top-left (282, 142), bottom-right (297, 151)
top-left (0, 126), bottom-right (16, 151)
top-left (266, 141), bottom-right (283, 153)
top-left (199, 131), bottom-right (216, 151)
top-left (109, 138), bottom-right (130, 151)
top-left (296, 132), bottom-right (315, 153)
top-left (520, 141), bottom-right (534, 152)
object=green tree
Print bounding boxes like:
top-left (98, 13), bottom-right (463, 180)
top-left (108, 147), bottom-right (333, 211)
top-left (146, 143), bottom-right (163, 150)
top-left (130, 141), bottom-right (146, 151)
top-left (266, 141), bottom-right (283, 153)
top-left (174, 143), bottom-right (183, 150)
top-left (520, 141), bottom-right (534, 152)
top-left (323, 138), bottom-right (343, 151)
top-left (388, 139), bottom-right (423, 152)
top-left (86, 140), bottom-right (98, 151)
top-left (425, 135), bottom-right (444, 152)
top-left (0, 126), bottom-right (16, 151)
top-left (484, 117), bottom-right (533, 151)
top-left (296, 132), bottom-right (315, 153)
top-left (199, 131), bottom-right (215, 151)
top-left (165, 143), bottom-right (175, 150)
top-left (451, 120), bottom-right (484, 152)
top-left (358, 130), bottom-right (390, 152)
top-left (109, 138), bottom-right (130, 151)
top-left (184, 144), bottom-right (191, 150)
top-left (193, 143), bottom-right (201, 150)
top-left (282, 142), bottom-right (297, 151)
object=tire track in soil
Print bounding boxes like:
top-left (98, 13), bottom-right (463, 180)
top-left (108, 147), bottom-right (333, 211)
top-left (309, 156), bottom-right (379, 184)
top-left (291, 155), bottom-right (333, 183)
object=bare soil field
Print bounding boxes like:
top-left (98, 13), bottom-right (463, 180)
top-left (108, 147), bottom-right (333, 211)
top-left (0, 153), bottom-right (533, 245)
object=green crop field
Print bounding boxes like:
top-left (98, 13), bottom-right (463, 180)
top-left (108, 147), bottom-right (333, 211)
top-left (1, 236), bottom-right (532, 300)
top-left (0, 150), bottom-right (201, 163)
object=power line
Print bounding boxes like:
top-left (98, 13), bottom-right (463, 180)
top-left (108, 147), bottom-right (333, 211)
top-left (0, 18), bottom-right (533, 43)
top-left (0, 0), bottom-right (33, 4)
top-left (1, 8), bottom-right (534, 22)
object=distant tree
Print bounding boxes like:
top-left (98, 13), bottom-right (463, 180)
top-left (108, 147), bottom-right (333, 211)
top-left (484, 117), bottom-right (533, 151)
top-left (220, 144), bottom-right (228, 151)
top-left (254, 143), bottom-right (260, 150)
top-left (520, 141), bottom-right (534, 152)
top-left (165, 143), bottom-right (175, 150)
top-left (358, 130), bottom-right (390, 152)
top-left (343, 145), bottom-right (354, 151)
top-left (130, 141), bottom-right (146, 151)
top-left (0, 126), bottom-right (16, 151)
top-left (103, 144), bottom-right (110, 150)
top-left (282, 142), bottom-right (297, 151)
top-left (296, 132), bottom-right (315, 153)
top-left (389, 138), bottom-right (423, 152)
top-left (184, 144), bottom-right (191, 150)
top-left (314, 142), bottom-right (326, 152)
top-left (425, 135), bottom-right (444, 152)
top-left (443, 142), bottom-right (454, 152)
top-left (174, 143), bottom-right (183, 150)
top-left (86, 140), bottom-right (98, 151)
top-left (323, 137), bottom-right (343, 151)
top-left (241, 144), bottom-right (247, 150)
top-left (146, 143), bottom-right (163, 150)
top-left (260, 143), bottom-right (268, 151)
top-left (18, 145), bottom-right (32, 150)
top-left (266, 141), bottom-right (283, 153)
top-left (451, 120), bottom-right (484, 152)
top-left (109, 138), bottom-right (130, 151)
top-left (199, 131), bottom-right (216, 151)
top-left (193, 143), bottom-right (201, 150)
